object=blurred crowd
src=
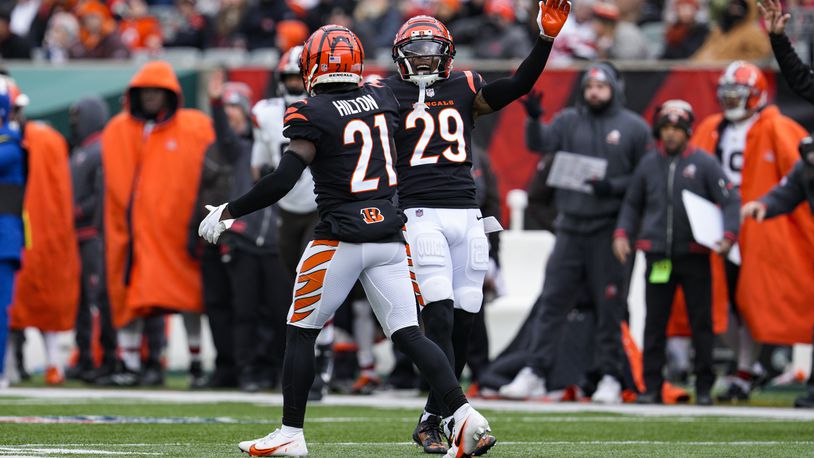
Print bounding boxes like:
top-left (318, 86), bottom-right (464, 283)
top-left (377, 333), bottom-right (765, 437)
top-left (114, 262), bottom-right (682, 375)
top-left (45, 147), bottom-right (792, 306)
top-left (0, 0), bottom-right (805, 63)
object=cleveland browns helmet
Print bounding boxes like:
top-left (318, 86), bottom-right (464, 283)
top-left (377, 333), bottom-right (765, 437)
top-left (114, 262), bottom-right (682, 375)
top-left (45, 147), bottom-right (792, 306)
top-left (299, 25), bottom-right (365, 96)
top-left (717, 61), bottom-right (768, 122)
top-left (392, 16), bottom-right (456, 86)
top-left (277, 45), bottom-right (305, 105)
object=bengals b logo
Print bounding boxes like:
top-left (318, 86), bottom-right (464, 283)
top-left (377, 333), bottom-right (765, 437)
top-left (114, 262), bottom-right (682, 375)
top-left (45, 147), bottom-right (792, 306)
top-left (360, 207), bottom-right (384, 224)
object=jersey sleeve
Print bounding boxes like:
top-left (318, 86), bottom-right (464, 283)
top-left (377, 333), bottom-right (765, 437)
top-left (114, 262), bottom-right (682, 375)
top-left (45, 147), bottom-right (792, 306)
top-left (462, 70), bottom-right (487, 94)
top-left (282, 100), bottom-right (321, 144)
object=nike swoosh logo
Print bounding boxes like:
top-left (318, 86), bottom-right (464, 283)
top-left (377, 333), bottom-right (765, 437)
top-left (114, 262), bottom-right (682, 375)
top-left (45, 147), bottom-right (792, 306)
top-left (249, 440), bottom-right (294, 456)
top-left (476, 216), bottom-right (484, 220)
top-left (455, 417), bottom-right (468, 451)
top-left (282, 125), bottom-right (290, 131)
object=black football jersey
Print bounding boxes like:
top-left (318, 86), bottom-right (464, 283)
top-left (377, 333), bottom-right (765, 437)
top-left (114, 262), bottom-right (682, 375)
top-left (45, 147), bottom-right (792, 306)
top-left (283, 83), bottom-right (401, 237)
top-left (384, 70), bottom-right (486, 209)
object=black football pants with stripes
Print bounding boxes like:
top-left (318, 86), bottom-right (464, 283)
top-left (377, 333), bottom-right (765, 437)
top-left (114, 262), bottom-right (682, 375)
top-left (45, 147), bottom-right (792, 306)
top-left (527, 227), bottom-right (627, 381)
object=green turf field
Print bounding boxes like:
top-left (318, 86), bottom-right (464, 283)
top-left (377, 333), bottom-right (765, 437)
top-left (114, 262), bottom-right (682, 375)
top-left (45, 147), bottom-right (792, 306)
top-left (2, 393), bottom-right (814, 457)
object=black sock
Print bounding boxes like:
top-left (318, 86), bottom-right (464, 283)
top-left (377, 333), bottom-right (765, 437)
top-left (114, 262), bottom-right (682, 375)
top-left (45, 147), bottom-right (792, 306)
top-left (420, 300), bottom-right (455, 416)
top-left (392, 325), bottom-right (467, 416)
top-left (452, 309), bottom-right (475, 379)
top-left (282, 325), bottom-right (320, 429)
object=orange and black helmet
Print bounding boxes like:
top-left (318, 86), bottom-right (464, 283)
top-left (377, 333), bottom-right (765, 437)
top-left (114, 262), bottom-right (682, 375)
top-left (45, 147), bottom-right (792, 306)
top-left (299, 25), bottom-right (365, 96)
top-left (392, 16), bottom-right (455, 85)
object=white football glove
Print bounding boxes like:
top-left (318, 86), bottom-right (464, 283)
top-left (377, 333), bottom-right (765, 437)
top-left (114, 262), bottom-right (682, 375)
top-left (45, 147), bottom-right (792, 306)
top-left (198, 203), bottom-right (235, 244)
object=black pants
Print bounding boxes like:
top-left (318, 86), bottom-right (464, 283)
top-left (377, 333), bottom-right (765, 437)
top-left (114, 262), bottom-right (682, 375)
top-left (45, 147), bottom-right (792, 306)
top-left (528, 227), bottom-right (627, 379)
top-left (643, 253), bottom-right (714, 395)
top-left (74, 237), bottom-right (117, 366)
top-left (277, 208), bottom-right (319, 277)
top-left (201, 245), bottom-right (234, 373)
top-left (225, 248), bottom-right (292, 380)
top-left (466, 307), bottom-right (490, 383)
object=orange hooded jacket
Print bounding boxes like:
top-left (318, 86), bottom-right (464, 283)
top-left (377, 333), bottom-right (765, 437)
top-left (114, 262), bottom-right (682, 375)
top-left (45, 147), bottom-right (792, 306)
top-left (690, 105), bottom-right (814, 344)
top-left (102, 61), bottom-right (214, 328)
top-left (10, 122), bottom-right (80, 332)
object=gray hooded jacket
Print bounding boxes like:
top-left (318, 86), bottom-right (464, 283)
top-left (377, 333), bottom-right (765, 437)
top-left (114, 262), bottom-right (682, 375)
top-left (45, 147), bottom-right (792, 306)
top-left (69, 96), bottom-right (109, 240)
top-left (760, 160), bottom-right (814, 218)
top-left (526, 63), bottom-right (652, 234)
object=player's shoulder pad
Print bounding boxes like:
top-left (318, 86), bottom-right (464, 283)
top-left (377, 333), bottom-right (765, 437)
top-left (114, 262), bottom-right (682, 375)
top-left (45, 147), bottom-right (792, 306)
top-left (284, 99), bottom-right (312, 125)
top-left (450, 70), bottom-right (485, 94)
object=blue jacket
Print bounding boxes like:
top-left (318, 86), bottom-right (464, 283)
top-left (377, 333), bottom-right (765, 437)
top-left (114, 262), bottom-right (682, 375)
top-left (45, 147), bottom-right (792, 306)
top-left (0, 124), bottom-right (25, 264)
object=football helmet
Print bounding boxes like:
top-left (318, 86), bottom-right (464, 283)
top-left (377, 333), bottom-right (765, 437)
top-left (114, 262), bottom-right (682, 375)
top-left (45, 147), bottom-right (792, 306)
top-left (392, 15), bottom-right (456, 87)
top-left (300, 25), bottom-right (365, 96)
top-left (277, 45), bottom-right (305, 105)
top-left (717, 61), bottom-right (768, 122)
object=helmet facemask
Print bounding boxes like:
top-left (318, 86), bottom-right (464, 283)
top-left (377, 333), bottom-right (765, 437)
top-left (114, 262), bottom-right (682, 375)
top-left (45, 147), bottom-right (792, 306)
top-left (394, 38), bottom-right (454, 87)
top-left (718, 83), bottom-right (753, 122)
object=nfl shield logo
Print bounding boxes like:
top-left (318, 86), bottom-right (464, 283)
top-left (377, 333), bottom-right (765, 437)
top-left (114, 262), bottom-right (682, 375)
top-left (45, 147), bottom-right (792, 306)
top-left (416, 209), bottom-right (424, 217)
top-left (426, 88), bottom-right (435, 98)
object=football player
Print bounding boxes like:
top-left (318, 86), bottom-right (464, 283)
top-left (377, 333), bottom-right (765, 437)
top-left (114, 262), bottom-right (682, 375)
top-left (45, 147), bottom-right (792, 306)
top-left (384, 0), bottom-right (570, 453)
top-left (199, 25), bottom-right (493, 457)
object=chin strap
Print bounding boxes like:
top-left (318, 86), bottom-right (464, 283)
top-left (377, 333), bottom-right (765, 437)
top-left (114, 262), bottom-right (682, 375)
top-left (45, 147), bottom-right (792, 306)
top-left (413, 79), bottom-right (428, 112)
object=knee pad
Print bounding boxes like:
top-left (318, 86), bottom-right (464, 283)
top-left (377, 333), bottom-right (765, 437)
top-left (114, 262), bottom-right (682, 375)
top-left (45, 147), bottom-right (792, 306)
top-left (420, 275), bottom-right (454, 303)
top-left (453, 286), bottom-right (484, 313)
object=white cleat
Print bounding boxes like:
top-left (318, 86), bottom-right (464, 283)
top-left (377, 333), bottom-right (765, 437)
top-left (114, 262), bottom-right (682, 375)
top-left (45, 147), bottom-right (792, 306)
top-left (592, 375), bottom-right (622, 404)
top-left (499, 367), bottom-right (546, 399)
top-left (445, 407), bottom-right (495, 457)
top-left (238, 429), bottom-right (308, 456)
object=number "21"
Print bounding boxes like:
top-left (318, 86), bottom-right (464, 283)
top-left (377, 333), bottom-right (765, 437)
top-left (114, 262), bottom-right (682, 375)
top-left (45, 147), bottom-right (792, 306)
top-left (344, 113), bottom-right (398, 193)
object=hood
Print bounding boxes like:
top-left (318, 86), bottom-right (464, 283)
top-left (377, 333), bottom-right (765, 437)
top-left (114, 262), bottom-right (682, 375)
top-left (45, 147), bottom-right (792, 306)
top-left (70, 96), bottom-right (109, 146)
top-left (579, 61), bottom-right (625, 114)
top-left (126, 61), bottom-right (182, 122)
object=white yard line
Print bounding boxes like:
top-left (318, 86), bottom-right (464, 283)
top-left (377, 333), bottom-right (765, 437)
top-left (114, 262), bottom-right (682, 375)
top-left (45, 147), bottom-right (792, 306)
top-left (3, 387), bottom-right (814, 420)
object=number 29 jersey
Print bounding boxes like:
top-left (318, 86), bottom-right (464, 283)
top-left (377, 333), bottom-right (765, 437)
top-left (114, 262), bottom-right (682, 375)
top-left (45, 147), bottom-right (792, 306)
top-left (384, 70), bottom-right (486, 210)
top-left (283, 83), bottom-right (401, 236)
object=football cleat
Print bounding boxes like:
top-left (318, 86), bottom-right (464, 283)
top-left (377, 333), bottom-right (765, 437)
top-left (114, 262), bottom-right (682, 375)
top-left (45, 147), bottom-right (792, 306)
top-left (238, 429), bottom-right (308, 456)
top-left (351, 374), bottom-right (381, 395)
top-left (413, 414), bottom-right (448, 454)
top-left (45, 366), bottom-right (65, 385)
top-left (499, 367), bottom-right (546, 399)
top-left (445, 406), bottom-right (495, 458)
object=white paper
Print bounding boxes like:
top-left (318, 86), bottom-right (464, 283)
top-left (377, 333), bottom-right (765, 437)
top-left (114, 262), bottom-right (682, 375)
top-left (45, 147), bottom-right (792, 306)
top-left (546, 151), bottom-right (608, 193)
top-left (481, 216), bottom-right (504, 234)
top-left (681, 190), bottom-right (741, 265)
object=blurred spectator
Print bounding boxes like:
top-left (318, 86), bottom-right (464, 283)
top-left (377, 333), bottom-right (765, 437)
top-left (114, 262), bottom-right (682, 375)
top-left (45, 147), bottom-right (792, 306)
top-left (24, 0), bottom-right (79, 48)
top-left (550, 0), bottom-right (597, 64)
top-left (353, 0), bottom-right (402, 52)
top-left (662, 0), bottom-right (709, 59)
top-left (691, 61), bottom-right (809, 401)
top-left (164, 0), bottom-right (212, 49)
top-left (119, 0), bottom-right (163, 52)
top-left (101, 61), bottom-right (214, 385)
top-left (9, 77), bottom-right (81, 386)
top-left (0, 77), bottom-right (25, 390)
top-left (212, 0), bottom-right (247, 48)
top-left (70, 1), bottom-right (130, 59)
top-left (451, 0), bottom-right (532, 59)
top-left (201, 71), bottom-right (291, 391)
top-left (692, 0), bottom-right (770, 63)
top-left (501, 63), bottom-right (651, 403)
top-left (591, 1), bottom-right (649, 59)
top-left (614, 100), bottom-right (740, 406)
top-left (43, 12), bottom-right (79, 63)
top-left (741, 135), bottom-right (814, 409)
top-left (0, 7), bottom-right (33, 59)
top-left (520, 90), bottom-right (558, 230)
top-left (238, 0), bottom-right (295, 50)
top-left (616, 0), bottom-right (644, 23)
top-left (10, 0), bottom-right (40, 39)
top-left (65, 96), bottom-right (118, 384)
top-left (275, 19), bottom-right (308, 52)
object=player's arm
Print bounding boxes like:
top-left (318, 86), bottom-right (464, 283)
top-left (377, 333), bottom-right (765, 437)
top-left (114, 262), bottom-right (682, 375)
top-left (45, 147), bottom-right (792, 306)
top-left (473, 0), bottom-right (571, 116)
top-left (224, 139), bottom-right (315, 219)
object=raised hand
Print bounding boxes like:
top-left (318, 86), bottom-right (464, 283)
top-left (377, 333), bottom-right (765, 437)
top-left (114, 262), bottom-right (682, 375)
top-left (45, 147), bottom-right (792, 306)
top-left (208, 68), bottom-right (226, 100)
top-left (757, 0), bottom-right (790, 35)
top-left (537, 0), bottom-right (572, 41)
top-left (522, 90), bottom-right (544, 119)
